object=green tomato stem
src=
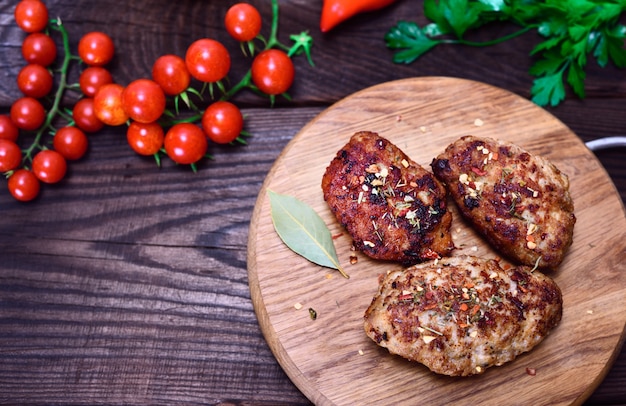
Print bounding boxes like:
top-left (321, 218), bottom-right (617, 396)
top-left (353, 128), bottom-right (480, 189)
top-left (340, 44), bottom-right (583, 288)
top-left (22, 18), bottom-right (73, 165)
top-left (265, 0), bottom-right (290, 51)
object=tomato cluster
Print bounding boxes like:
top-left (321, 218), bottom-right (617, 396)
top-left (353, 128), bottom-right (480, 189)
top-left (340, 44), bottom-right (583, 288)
top-left (2, 0), bottom-right (313, 203)
top-left (2, 0), bottom-right (75, 201)
top-left (88, 2), bottom-right (306, 168)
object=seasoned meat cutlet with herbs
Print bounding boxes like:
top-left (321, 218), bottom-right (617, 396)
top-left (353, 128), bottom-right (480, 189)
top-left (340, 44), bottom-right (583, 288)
top-left (322, 131), bottom-right (454, 265)
top-left (431, 135), bottom-right (575, 270)
top-left (363, 255), bottom-right (562, 376)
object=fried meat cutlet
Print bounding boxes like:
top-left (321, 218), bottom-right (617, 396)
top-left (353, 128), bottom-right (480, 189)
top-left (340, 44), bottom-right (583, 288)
top-left (322, 131), bottom-right (454, 265)
top-left (431, 135), bottom-right (575, 270)
top-left (363, 255), bottom-right (563, 376)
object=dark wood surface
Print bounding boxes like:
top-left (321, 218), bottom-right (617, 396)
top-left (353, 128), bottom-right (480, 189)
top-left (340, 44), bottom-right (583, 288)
top-left (0, 1), bottom-right (624, 405)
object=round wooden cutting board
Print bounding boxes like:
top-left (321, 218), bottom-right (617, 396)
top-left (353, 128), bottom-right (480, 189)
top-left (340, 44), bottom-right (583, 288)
top-left (247, 77), bottom-right (626, 405)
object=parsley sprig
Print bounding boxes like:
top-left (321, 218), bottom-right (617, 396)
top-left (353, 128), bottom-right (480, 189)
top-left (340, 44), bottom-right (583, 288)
top-left (385, 0), bottom-right (626, 107)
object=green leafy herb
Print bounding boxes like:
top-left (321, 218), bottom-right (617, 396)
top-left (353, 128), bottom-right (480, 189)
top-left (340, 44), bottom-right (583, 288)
top-left (268, 189), bottom-right (349, 278)
top-left (385, 0), bottom-right (626, 107)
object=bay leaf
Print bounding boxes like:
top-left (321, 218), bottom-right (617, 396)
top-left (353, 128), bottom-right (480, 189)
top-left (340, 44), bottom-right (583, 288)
top-left (268, 189), bottom-right (349, 278)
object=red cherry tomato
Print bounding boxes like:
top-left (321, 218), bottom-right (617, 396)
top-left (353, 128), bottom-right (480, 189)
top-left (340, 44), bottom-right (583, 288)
top-left (32, 149), bottom-right (67, 184)
top-left (22, 32), bottom-right (57, 66)
top-left (0, 115), bottom-right (20, 141)
top-left (17, 63), bottom-right (53, 99)
top-left (93, 83), bottom-right (128, 126)
top-left (126, 121), bottom-right (164, 156)
top-left (0, 139), bottom-right (22, 172)
top-left (164, 123), bottom-right (208, 165)
top-left (251, 49), bottom-right (295, 95)
top-left (14, 0), bottom-right (49, 33)
top-left (79, 66), bottom-right (113, 98)
top-left (78, 31), bottom-right (115, 66)
top-left (121, 79), bottom-right (166, 124)
top-left (10, 97), bottom-right (46, 131)
top-left (8, 169), bottom-right (40, 202)
top-left (73, 98), bottom-right (104, 133)
top-left (201, 101), bottom-right (243, 144)
top-left (185, 39), bottom-right (231, 83)
top-left (152, 54), bottom-right (190, 96)
top-left (53, 126), bottom-right (88, 160)
top-left (224, 3), bottom-right (262, 42)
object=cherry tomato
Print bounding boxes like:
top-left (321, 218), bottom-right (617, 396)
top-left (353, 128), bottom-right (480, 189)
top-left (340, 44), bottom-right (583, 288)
top-left (224, 3), bottom-right (262, 42)
top-left (73, 98), bottom-right (104, 133)
top-left (14, 0), bottom-right (49, 33)
top-left (10, 97), bottom-right (46, 131)
top-left (126, 121), bottom-right (164, 156)
top-left (185, 39), bottom-right (231, 83)
top-left (201, 101), bottom-right (243, 144)
top-left (0, 115), bottom-right (20, 141)
top-left (17, 63), bottom-right (53, 99)
top-left (121, 79), bottom-right (166, 124)
top-left (79, 66), bottom-right (113, 98)
top-left (0, 139), bottom-right (22, 172)
top-left (78, 31), bottom-right (115, 66)
top-left (8, 169), bottom-right (40, 202)
top-left (251, 49), bottom-right (295, 95)
top-left (22, 32), bottom-right (56, 66)
top-left (164, 123), bottom-right (208, 165)
top-left (32, 149), bottom-right (66, 184)
top-left (93, 83), bottom-right (128, 126)
top-left (53, 126), bottom-right (88, 160)
top-left (152, 54), bottom-right (190, 96)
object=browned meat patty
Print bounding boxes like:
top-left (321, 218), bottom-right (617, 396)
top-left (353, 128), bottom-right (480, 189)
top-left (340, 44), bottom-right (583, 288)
top-left (363, 255), bottom-right (562, 376)
top-left (322, 131), bottom-right (454, 265)
top-left (431, 135), bottom-right (575, 270)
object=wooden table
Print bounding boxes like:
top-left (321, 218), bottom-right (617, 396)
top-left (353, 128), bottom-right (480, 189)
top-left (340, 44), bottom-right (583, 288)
top-left (1, 1), bottom-right (624, 404)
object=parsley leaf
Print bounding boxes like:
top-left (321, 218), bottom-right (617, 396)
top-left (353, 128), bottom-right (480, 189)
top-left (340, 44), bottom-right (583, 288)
top-left (385, 21), bottom-right (441, 64)
top-left (531, 71), bottom-right (566, 107)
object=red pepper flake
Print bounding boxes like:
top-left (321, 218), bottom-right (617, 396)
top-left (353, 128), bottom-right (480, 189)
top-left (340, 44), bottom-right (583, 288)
top-left (420, 249), bottom-right (440, 260)
top-left (492, 152), bottom-right (499, 161)
top-left (471, 304), bottom-right (481, 316)
top-left (398, 293), bottom-right (413, 301)
top-left (459, 303), bottom-right (469, 312)
top-left (471, 166), bottom-right (487, 176)
top-left (332, 232), bottom-right (343, 240)
top-left (526, 367), bottom-right (536, 376)
top-left (464, 281), bottom-right (475, 289)
top-left (423, 303), bottom-right (438, 310)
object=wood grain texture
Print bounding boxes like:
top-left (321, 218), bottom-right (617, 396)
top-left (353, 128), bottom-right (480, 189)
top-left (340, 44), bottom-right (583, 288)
top-left (248, 78), bottom-right (626, 405)
top-left (0, 0), bottom-right (625, 404)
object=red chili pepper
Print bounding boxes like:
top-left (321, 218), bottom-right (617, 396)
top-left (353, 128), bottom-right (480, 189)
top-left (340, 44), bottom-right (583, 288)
top-left (320, 0), bottom-right (397, 33)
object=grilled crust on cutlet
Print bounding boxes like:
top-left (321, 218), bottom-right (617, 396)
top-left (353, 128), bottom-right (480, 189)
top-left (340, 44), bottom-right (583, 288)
top-left (322, 131), bottom-right (454, 265)
top-left (431, 135), bottom-right (575, 270)
top-left (363, 255), bottom-right (563, 376)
